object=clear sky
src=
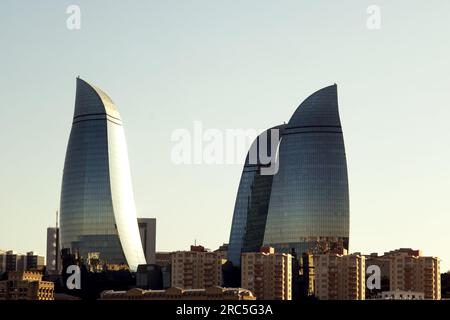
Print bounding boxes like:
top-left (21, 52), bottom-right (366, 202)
top-left (1, 1), bottom-right (449, 271)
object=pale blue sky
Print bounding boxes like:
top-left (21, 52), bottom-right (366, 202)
top-left (1, 1), bottom-right (449, 271)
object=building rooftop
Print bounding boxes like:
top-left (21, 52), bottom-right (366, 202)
top-left (100, 286), bottom-right (255, 300)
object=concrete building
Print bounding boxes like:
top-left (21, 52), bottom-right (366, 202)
top-left (364, 252), bottom-right (391, 299)
top-left (155, 252), bottom-right (172, 267)
top-left (0, 251), bottom-right (44, 274)
top-left (0, 271), bottom-right (54, 300)
top-left (384, 249), bottom-right (440, 300)
top-left (25, 252), bottom-right (45, 271)
top-left (155, 252), bottom-right (172, 289)
top-left (100, 286), bottom-right (255, 300)
top-left (364, 249), bottom-right (441, 300)
top-left (137, 218), bottom-right (156, 264)
top-left (241, 247), bottom-right (292, 300)
top-left (314, 252), bottom-right (365, 300)
top-left (46, 227), bottom-right (61, 275)
top-left (0, 251), bottom-right (19, 273)
top-left (214, 243), bottom-right (228, 261)
top-left (171, 245), bottom-right (225, 289)
top-left (136, 264), bottom-right (163, 290)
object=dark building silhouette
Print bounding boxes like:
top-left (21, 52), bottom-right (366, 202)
top-left (136, 264), bottom-right (163, 290)
top-left (227, 125), bottom-right (285, 266)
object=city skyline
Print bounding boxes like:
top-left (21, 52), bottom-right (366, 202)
top-left (1, 1), bottom-right (450, 272)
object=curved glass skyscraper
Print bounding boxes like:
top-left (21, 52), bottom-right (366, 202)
top-left (228, 125), bottom-right (284, 266)
top-left (263, 84), bottom-right (349, 254)
top-left (60, 77), bottom-right (146, 271)
top-left (228, 85), bottom-right (349, 265)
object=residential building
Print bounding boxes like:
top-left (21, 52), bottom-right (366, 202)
top-left (314, 251), bottom-right (365, 300)
top-left (0, 251), bottom-right (44, 274)
top-left (241, 247), bottom-right (292, 300)
top-left (384, 249), bottom-right (440, 300)
top-left (0, 271), bottom-right (54, 300)
top-left (171, 245), bottom-right (225, 289)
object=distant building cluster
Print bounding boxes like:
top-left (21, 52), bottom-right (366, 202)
top-left (3, 80), bottom-right (447, 301)
top-left (0, 251), bottom-right (44, 274)
top-left (103, 245), bottom-right (441, 301)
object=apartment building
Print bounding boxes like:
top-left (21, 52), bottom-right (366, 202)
top-left (241, 247), bottom-right (292, 300)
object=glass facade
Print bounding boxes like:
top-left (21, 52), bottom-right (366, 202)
top-left (60, 78), bottom-right (146, 271)
top-left (228, 85), bottom-right (349, 264)
top-left (227, 126), bottom-right (284, 266)
top-left (263, 85), bottom-right (349, 254)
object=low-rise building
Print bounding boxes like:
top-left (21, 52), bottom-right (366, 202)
top-left (100, 286), bottom-right (255, 300)
top-left (0, 271), bottom-right (54, 300)
top-left (381, 290), bottom-right (424, 300)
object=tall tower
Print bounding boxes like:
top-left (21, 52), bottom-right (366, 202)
top-left (228, 85), bottom-right (349, 265)
top-left (227, 125), bottom-right (284, 266)
top-left (263, 85), bottom-right (349, 254)
top-left (60, 77), bottom-right (146, 271)
top-left (46, 211), bottom-right (61, 275)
